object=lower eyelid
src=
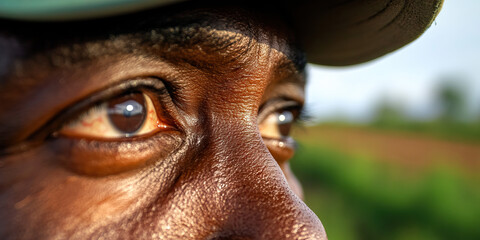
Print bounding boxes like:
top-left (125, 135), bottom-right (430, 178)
top-left (263, 137), bottom-right (296, 164)
top-left (50, 131), bottom-right (183, 176)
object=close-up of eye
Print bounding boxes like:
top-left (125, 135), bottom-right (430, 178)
top-left (258, 104), bottom-right (302, 164)
top-left (59, 91), bottom-right (169, 139)
top-left (259, 109), bottom-right (299, 140)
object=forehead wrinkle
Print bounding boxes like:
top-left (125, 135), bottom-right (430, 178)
top-left (1, 6), bottom-right (305, 85)
top-left (6, 26), bottom-right (252, 77)
top-left (1, 27), bottom-right (303, 103)
top-left (201, 29), bottom-right (305, 97)
top-left (143, 25), bottom-right (305, 74)
top-left (147, 27), bottom-right (255, 70)
top-left (146, 27), bottom-right (304, 78)
top-left (40, 27), bottom-right (293, 75)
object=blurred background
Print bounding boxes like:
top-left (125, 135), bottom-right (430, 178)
top-left (292, 0), bottom-right (480, 239)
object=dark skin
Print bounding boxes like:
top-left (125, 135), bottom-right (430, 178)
top-left (0, 4), bottom-right (327, 239)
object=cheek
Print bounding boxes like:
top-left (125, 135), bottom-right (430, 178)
top-left (263, 139), bottom-right (303, 198)
top-left (0, 148), bottom-right (156, 238)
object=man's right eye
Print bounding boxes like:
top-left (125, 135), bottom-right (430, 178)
top-left (46, 86), bottom-right (183, 176)
top-left (59, 91), bottom-right (170, 140)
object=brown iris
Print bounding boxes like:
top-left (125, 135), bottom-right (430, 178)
top-left (107, 92), bottom-right (147, 134)
top-left (277, 110), bottom-right (296, 137)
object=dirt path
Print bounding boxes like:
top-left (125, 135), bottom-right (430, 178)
top-left (295, 126), bottom-right (480, 171)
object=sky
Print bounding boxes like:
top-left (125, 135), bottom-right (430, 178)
top-left (305, 0), bottom-right (480, 122)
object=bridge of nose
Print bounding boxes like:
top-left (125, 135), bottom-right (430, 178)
top-left (151, 36), bottom-right (326, 238)
top-left (171, 116), bottom-right (327, 239)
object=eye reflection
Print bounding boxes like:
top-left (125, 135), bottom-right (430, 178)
top-left (107, 93), bottom-right (147, 133)
top-left (259, 110), bottom-right (296, 139)
top-left (59, 92), bottom-right (169, 139)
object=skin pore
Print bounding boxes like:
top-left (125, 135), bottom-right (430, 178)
top-left (0, 4), bottom-right (327, 239)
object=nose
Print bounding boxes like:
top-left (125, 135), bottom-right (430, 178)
top-left (203, 121), bottom-right (327, 239)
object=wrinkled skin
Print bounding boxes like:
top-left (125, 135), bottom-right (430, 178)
top-left (0, 4), bottom-right (327, 239)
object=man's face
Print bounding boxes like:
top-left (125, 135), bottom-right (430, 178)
top-left (0, 5), bottom-right (326, 239)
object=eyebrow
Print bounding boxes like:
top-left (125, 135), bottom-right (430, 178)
top-left (0, 5), bottom-right (306, 80)
top-left (140, 26), bottom-right (306, 74)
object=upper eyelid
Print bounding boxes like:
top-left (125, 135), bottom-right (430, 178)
top-left (0, 78), bottom-right (175, 155)
top-left (59, 92), bottom-right (168, 140)
top-left (257, 98), bottom-right (303, 124)
top-left (30, 78), bottom-right (169, 142)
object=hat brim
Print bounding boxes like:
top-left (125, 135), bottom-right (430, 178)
top-left (0, 0), bottom-right (443, 66)
top-left (289, 0), bottom-right (443, 66)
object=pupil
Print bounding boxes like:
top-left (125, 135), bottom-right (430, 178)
top-left (277, 111), bottom-right (294, 137)
top-left (278, 111), bottom-right (293, 124)
top-left (107, 93), bottom-right (147, 134)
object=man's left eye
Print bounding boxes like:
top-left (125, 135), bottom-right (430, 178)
top-left (259, 110), bottom-right (296, 139)
top-left (59, 92), bottom-right (169, 139)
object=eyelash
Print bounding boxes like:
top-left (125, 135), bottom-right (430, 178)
top-left (49, 79), bottom-right (172, 140)
top-left (258, 99), bottom-right (305, 124)
top-left (0, 80), bottom-right (175, 157)
top-left (294, 106), bottom-right (311, 126)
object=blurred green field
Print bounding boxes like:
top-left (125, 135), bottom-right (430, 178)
top-left (291, 125), bottom-right (480, 240)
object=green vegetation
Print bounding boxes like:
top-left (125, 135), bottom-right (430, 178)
top-left (292, 75), bottom-right (480, 239)
top-left (358, 75), bottom-right (480, 143)
top-left (434, 76), bottom-right (469, 122)
top-left (291, 142), bottom-right (480, 240)
top-left (369, 121), bottom-right (480, 143)
top-left (316, 121), bottom-right (480, 143)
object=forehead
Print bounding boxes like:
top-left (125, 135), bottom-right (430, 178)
top-left (0, 4), bottom-right (305, 79)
